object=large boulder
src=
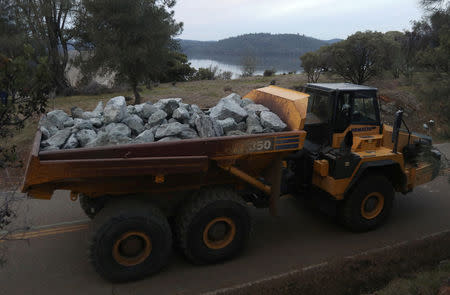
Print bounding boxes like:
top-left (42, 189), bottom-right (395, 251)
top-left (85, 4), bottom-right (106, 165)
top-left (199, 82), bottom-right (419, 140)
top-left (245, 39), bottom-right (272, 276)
top-left (260, 111), bottom-right (287, 132)
top-left (47, 110), bottom-right (71, 130)
top-left (105, 123), bottom-right (132, 145)
top-left (134, 130), bottom-right (155, 143)
top-left (240, 98), bottom-right (254, 108)
top-left (39, 117), bottom-right (59, 137)
top-left (93, 101), bottom-right (104, 114)
top-left (217, 118), bottom-right (237, 133)
top-left (246, 113), bottom-right (263, 134)
top-left (103, 96), bottom-right (127, 124)
top-left (154, 98), bottom-right (181, 116)
top-left (122, 114), bottom-right (145, 135)
top-left (89, 117), bottom-right (103, 128)
top-left (41, 128), bottom-right (71, 149)
top-left (220, 93), bottom-right (241, 104)
top-left (137, 103), bottom-right (159, 119)
top-left (146, 109), bottom-right (167, 128)
top-left (76, 129), bottom-right (97, 147)
top-left (71, 107), bottom-right (84, 119)
top-left (155, 122), bottom-right (197, 139)
top-left (209, 99), bottom-right (247, 123)
top-left (62, 134), bottom-right (79, 149)
top-left (195, 114), bottom-right (220, 138)
top-left (73, 118), bottom-right (94, 131)
top-left (244, 104), bottom-right (269, 116)
top-left (172, 107), bottom-right (190, 121)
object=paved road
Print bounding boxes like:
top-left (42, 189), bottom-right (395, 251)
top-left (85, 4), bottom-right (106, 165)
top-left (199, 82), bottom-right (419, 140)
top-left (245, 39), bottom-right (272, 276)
top-left (0, 175), bottom-right (449, 295)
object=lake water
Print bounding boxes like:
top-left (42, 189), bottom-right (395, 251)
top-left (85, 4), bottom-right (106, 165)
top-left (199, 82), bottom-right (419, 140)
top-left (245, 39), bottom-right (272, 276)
top-left (188, 55), bottom-right (302, 79)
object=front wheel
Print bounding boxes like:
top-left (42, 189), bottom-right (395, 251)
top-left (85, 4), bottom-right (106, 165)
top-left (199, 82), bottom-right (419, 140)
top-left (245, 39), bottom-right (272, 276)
top-left (339, 175), bottom-right (394, 232)
top-left (89, 200), bottom-right (172, 282)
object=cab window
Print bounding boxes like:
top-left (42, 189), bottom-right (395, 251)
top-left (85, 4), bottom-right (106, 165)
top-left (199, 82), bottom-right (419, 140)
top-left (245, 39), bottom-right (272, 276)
top-left (306, 92), bottom-right (331, 124)
top-left (352, 95), bottom-right (377, 124)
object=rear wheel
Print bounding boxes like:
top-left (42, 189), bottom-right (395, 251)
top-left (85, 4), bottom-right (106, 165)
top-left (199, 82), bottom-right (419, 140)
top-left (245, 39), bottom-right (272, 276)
top-left (89, 199), bottom-right (172, 282)
top-left (339, 175), bottom-right (394, 232)
top-left (175, 187), bottom-right (251, 265)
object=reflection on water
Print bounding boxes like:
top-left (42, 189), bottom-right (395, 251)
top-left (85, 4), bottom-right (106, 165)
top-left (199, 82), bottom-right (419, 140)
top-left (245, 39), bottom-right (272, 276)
top-left (188, 54), bottom-right (302, 79)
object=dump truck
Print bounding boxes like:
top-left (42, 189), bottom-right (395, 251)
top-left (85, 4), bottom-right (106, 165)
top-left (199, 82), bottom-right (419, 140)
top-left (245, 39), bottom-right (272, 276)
top-left (21, 84), bottom-right (441, 282)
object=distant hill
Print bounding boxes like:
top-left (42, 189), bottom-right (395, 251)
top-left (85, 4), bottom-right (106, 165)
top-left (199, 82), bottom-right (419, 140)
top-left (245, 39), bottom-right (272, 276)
top-left (179, 33), bottom-right (337, 58)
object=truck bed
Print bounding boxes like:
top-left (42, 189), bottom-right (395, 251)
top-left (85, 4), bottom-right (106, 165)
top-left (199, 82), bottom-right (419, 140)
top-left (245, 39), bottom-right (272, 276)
top-left (22, 86), bottom-right (309, 199)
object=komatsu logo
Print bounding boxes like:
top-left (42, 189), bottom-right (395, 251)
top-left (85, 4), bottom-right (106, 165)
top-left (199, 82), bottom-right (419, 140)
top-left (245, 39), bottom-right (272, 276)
top-left (351, 126), bottom-right (376, 132)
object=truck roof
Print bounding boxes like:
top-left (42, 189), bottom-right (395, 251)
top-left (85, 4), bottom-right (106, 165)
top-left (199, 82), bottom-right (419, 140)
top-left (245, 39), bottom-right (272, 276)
top-left (306, 83), bottom-right (378, 92)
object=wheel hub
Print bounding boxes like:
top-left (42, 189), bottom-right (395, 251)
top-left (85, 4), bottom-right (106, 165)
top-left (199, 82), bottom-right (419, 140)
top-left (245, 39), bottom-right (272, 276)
top-left (203, 217), bottom-right (236, 250)
top-left (361, 192), bottom-right (385, 220)
top-left (113, 231), bottom-right (152, 266)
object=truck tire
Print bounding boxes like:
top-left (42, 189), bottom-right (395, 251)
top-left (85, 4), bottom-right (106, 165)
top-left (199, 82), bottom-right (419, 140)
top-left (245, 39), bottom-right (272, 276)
top-left (175, 187), bottom-right (251, 265)
top-left (339, 174), bottom-right (394, 232)
top-left (89, 199), bottom-right (172, 282)
top-left (79, 194), bottom-right (107, 219)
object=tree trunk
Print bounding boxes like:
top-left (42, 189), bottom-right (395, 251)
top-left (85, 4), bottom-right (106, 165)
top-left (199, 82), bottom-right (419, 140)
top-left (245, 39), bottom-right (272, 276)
top-left (133, 85), bottom-right (141, 105)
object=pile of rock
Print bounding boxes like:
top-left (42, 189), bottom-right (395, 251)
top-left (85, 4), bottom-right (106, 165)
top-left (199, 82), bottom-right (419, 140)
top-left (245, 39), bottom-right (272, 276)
top-left (39, 93), bottom-right (287, 151)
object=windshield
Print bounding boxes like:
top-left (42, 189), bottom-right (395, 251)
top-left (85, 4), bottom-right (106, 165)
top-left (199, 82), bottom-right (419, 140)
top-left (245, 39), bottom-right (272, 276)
top-left (305, 90), bottom-right (330, 124)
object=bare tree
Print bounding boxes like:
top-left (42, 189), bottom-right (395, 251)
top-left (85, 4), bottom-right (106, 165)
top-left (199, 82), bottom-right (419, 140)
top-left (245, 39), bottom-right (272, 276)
top-left (241, 55), bottom-right (257, 77)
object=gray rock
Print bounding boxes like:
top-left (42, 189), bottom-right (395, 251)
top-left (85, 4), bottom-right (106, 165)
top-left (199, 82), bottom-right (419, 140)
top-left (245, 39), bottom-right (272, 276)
top-left (217, 118), bottom-right (237, 133)
top-left (93, 101), bottom-right (104, 114)
top-left (134, 130), bottom-right (155, 143)
top-left (180, 126), bottom-right (199, 139)
top-left (81, 111), bottom-right (102, 120)
top-left (127, 105), bottom-right (136, 115)
top-left (263, 128), bottom-right (275, 134)
top-left (236, 121), bottom-right (247, 132)
top-left (62, 134), bottom-right (79, 149)
top-left (63, 118), bottom-right (75, 128)
top-left (73, 118), bottom-right (94, 130)
top-left (226, 130), bottom-right (247, 136)
top-left (147, 109), bottom-right (167, 128)
top-left (212, 118), bottom-right (224, 137)
top-left (189, 113), bottom-right (200, 128)
top-left (246, 113), bottom-right (263, 134)
top-left (76, 129), bottom-right (97, 147)
top-left (47, 110), bottom-right (71, 130)
top-left (105, 123), bottom-right (131, 145)
top-left (71, 107), bottom-right (84, 119)
top-left (155, 122), bottom-right (187, 139)
top-left (210, 99), bottom-right (247, 122)
top-left (39, 116), bottom-right (59, 137)
top-left (221, 93), bottom-right (241, 104)
top-left (103, 96), bottom-right (127, 124)
top-left (89, 117), bottom-right (103, 128)
top-left (139, 103), bottom-right (159, 119)
top-left (190, 104), bottom-right (202, 114)
top-left (122, 114), bottom-right (144, 135)
top-left (173, 107), bottom-right (190, 121)
top-left (158, 136), bottom-right (181, 142)
top-left (260, 111), bottom-right (287, 132)
top-left (85, 131), bottom-right (108, 148)
top-left (168, 118), bottom-right (178, 123)
top-left (154, 98), bottom-right (181, 116)
top-left (195, 114), bottom-right (217, 138)
top-left (240, 98), bottom-right (254, 107)
top-left (244, 104), bottom-right (269, 116)
top-left (43, 128), bottom-right (71, 148)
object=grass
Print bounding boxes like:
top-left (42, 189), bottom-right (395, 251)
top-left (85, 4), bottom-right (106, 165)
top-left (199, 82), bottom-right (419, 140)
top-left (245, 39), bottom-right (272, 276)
top-left (369, 261), bottom-right (450, 295)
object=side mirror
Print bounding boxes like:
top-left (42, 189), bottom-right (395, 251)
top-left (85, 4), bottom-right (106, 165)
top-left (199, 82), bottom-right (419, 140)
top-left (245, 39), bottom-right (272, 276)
top-left (392, 110), bottom-right (403, 153)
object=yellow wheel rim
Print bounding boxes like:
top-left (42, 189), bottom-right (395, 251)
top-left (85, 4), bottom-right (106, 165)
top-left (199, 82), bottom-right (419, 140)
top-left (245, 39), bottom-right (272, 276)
top-left (112, 231), bottom-right (152, 266)
top-left (361, 192), bottom-right (385, 220)
top-left (203, 217), bottom-right (236, 250)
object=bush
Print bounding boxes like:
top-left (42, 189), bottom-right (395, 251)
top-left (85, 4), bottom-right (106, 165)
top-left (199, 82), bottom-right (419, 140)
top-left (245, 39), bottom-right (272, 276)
top-left (192, 66), bottom-right (219, 80)
top-left (218, 71), bottom-right (233, 80)
top-left (263, 69), bottom-right (276, 77)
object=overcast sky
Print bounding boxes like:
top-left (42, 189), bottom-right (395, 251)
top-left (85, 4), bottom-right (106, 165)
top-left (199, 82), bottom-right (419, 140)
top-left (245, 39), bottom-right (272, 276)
top-left (174, 0), bottom-right (423, 41)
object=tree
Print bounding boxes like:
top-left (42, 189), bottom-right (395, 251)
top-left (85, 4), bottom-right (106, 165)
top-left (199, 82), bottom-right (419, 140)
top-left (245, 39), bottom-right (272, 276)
top-left (323, 31), bottom-right (391, 84)
top-left (15, 0), bottom-right (77, 93)
top-left (159, 51), bottom-right (196, 83)
top-left (240, 55), bottom-right (257, 77)
top-left (74, 0), bottom-right (183, 104)
top-left (300, 51), bottom-right (326, 82)
top-left (0, 46), bottom-right (51, 168)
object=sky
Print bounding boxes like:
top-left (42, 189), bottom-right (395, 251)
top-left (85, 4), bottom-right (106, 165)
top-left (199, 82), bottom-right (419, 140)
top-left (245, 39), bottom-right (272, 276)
top-left (174, 0), bottom-right (423, 41)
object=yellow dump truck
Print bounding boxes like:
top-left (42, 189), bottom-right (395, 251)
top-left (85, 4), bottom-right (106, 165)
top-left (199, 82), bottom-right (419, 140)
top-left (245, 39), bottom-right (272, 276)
top-left (21, 83), bottom-right (440, 282)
